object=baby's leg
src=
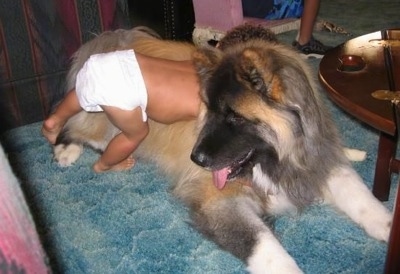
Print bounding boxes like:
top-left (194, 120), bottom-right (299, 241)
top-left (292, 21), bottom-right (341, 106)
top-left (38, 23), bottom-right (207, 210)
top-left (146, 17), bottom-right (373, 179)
top-left (92, 106), bottom-right (149, 173)
top-left (42, 115), bottom-right (65, 144)
top-left (93, 155), bottom-right (136, 173)
top-left (42, 89), bottom-right (82, 144)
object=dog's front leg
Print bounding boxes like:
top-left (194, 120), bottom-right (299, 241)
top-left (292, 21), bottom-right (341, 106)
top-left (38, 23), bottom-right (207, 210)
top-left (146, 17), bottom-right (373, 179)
top-left (247, 229), bottom-right (303, 274)
top-left (324, 166), bottom-right (392, 242)
top-left (193, 191), bottom-right (303, 274)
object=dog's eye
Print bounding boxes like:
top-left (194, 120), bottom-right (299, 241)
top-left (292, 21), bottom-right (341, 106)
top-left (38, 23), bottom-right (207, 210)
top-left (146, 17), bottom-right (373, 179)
top-left (226, 112), bottom-right (244, 125)
top-left (251, 76), bottom-right (265, 91)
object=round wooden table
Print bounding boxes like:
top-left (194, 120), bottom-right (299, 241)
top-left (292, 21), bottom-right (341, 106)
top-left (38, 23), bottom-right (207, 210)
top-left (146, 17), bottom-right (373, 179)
top-left (319, 29), bottom-right (400, 201)
top-left (320, 29), bottom-right (400, 274)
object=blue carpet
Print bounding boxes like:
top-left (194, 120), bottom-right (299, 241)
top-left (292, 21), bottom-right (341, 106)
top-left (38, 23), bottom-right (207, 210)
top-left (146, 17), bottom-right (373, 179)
top-left (1, 1), bottom-right (400, 273)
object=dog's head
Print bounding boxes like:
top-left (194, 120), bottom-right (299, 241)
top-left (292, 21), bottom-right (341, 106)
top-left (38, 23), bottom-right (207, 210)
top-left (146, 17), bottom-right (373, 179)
top-left (191, 40), bottom-right (323, 189)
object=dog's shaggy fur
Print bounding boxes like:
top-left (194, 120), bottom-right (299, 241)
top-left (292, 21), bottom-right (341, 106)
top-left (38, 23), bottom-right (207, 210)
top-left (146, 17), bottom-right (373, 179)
top-left (53, 26), bottom-right (391, 273)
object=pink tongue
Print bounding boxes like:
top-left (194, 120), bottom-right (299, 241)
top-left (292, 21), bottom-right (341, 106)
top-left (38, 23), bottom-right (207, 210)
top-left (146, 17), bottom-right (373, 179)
top-left (212, 168), bottom-right (229, 189)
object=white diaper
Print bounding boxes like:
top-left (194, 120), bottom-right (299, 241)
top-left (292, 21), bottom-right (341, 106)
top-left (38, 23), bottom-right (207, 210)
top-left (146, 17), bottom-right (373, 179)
top-left (76, 49), bottom-right (148, 121)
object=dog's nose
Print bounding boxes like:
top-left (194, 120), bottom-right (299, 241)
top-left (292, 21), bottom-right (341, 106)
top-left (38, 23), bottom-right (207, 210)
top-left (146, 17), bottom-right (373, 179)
top-left (190, 150), bottom-right (209, 167)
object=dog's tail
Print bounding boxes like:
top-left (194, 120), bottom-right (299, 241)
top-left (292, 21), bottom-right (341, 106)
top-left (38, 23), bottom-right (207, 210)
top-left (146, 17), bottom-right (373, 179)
top-left (132, 26), bottom-right (161, 39)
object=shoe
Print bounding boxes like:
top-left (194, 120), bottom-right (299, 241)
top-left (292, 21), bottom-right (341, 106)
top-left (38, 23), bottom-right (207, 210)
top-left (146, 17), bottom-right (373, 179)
top-left (292, 37), bottom-right (332, 58)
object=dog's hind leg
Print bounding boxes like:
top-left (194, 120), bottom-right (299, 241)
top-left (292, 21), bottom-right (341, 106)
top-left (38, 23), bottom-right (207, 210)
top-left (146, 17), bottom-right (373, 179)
top-left (323, 166), bottom-right (392, 242)
top-left (52, 111), bottom-right (115, 167)
top-left (54, 143), bottom-right (83, 167)
top-left (192, 185), bottom-right (303, 274)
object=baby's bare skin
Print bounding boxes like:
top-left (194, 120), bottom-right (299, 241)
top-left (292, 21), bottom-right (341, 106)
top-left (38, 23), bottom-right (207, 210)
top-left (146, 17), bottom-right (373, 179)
top-left (141, 56), bottom-right (200, 124)
top-left (93, 156), bottom-right (136, 173)
top-left (42, 117), bottom-right (62, 145)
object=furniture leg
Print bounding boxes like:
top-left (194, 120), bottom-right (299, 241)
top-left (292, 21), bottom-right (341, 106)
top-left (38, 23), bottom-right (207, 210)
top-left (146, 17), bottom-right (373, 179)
top-left (385, 183), bottom-right (400, 274)
top-left (373, 132), bottom-right (397, 201)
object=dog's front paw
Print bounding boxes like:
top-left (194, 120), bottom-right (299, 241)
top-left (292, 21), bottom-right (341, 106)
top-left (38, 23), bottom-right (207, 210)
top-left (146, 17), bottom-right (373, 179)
top-left (247, 254), bottom-right (303, 274)
top-left (247, 232), bottom-right (303, 274)
top-left (343, 147), bottom-right (366, 161)
top-left (54, 143), bottom-right (83, 167)
top-left (362, 211), bottom-right (392, 242)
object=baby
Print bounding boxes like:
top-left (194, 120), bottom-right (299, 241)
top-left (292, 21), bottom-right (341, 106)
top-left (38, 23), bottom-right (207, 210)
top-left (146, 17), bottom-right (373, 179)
top-left (42, 49), bottom-right (200, 173)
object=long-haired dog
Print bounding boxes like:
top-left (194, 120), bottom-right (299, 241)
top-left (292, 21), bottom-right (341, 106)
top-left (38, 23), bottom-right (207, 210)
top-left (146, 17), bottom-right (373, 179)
top-left (53, 25), bottom-right (391, 273)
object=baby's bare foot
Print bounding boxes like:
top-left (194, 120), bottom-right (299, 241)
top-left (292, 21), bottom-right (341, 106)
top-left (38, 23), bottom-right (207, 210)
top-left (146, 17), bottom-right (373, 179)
top-left (93, 156), bottom-right (136, 173)
top-left (42, 115), bottom-right (63, 144)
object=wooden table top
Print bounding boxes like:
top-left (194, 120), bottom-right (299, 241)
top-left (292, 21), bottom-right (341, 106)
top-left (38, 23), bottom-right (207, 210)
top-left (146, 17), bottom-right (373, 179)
top-left (319, 29), bottom-right (400, 136)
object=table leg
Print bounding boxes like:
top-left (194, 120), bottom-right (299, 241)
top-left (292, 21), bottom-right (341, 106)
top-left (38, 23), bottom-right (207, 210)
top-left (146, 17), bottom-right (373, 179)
top-left (372, 131), bottom-right (397, 201)
top-left (384, 183), bottom-right (400, 274)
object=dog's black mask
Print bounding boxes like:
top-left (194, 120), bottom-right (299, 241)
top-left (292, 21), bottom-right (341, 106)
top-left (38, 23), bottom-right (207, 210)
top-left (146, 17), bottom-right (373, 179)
top-left (191, 102), bottom-right (278, 189)
top-left (191, 111), bottom-right (254, 188)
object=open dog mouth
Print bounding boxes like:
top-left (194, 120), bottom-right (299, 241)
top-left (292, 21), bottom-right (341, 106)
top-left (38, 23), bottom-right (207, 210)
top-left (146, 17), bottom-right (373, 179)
top-left (212, 149), bottom-right (254, 189)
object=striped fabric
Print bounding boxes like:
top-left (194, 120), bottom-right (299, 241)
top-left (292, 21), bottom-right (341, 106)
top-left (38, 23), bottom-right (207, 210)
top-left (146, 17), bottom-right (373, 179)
top-left (0, 0), bottom-right (130, 133)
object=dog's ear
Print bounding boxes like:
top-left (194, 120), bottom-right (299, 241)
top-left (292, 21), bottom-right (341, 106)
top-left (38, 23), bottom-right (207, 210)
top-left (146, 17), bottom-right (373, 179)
top-left (238, 48), bottom-right (289, 103)
top-left (193, 47), bottom-right (221, 78)
top-left (239, 49), bottom-right (274, 98)
top-left (193, 47), bottom-right (222, 104)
